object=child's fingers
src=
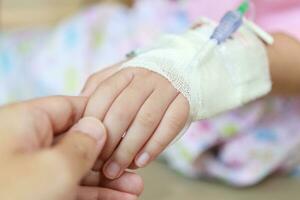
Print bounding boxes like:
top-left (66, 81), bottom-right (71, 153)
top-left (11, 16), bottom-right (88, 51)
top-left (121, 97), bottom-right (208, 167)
top-left (103, 86), bottom-right (178, 179)
top-left (81, 63), bottom-right (123, 97)
top-left (135, 94), bottom-right (189, 168)
top-left (84, 69), bottom-right (134, 120)
top-left (100, 76), bottom-right (154, 161)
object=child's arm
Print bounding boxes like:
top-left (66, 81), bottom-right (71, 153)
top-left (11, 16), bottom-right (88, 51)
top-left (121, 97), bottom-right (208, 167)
top-left (268, 33), bottom-right (300, 95)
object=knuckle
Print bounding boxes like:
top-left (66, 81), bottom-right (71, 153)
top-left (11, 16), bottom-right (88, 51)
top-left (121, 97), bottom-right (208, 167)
top-left (81, 74), bottom-right (98, 94)
top-left (125, 84), bottom-right (145, 99)
top-left (123, 146), bottom-right (136, 158)
top-left (99, 77), bottom-right (121, 94)
top-left (57, 96), bottom-right (73, 110)
top-left (86, 73), bottom-right (99, 85)
top-left (109, 107), bottom-right (131, 124)
top-left (166, 115), bottom-right (186, 131)
top-left (120, 69), bottom-right (136, 83)
top-left (85, 72), bottom-right (108, 90)
top-left (137, 111), bottom-right (157, 128)
top-left (164, 81), bottom-right (179, 94)
top-left (115, 147), bottom-right (136, 164)
top-left (52, 96), bottom-right (78, 124)
top-left (150, 138), bottom-right (168, 151)
top-left (180, 94), bottom-right (190, 111)
top-left (28, 105), bottom-right (46, 119)
top-left (26, 105), bottom-right (51, 136)
top-left (120, 67), bottom-right (150, 78)
top-left (119, 67), bottom-right (130, 74)
top-left (119, 68), bottom-right (135, 79)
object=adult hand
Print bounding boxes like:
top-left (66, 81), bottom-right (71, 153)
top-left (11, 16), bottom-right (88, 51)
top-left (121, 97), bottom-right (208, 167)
top-left (0, 96), bottom-right (143, 200)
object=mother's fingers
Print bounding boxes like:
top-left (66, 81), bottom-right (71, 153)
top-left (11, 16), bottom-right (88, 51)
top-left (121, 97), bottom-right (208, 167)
top-left (26, 96), bottom-right (88, 134)
top-left (50, 117), bottom-right (107, 184)
top-left (82, 171), bottom-right (144, 195)
top-left (100, 172), bottom-right (144, 196)
top-left (0, 96), bottom-right (87, 152)
top-left (1, 117), bottom-right (108, 200)
top-left (77, 187), bottom-right (138, 200)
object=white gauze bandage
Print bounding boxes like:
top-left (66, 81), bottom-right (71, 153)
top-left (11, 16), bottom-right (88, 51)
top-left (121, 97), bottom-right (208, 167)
top-left (121, 18), bottom-right (273, 122)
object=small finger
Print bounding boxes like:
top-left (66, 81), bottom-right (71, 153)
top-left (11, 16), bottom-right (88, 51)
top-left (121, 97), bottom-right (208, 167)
top-left (135, 94), bottom-right (189, 168)
top-left (103, 85), bottom-right (178, 179)
top-left (84, 69), bottom-right (134, 120)
top-left (81, 63), bottom-right (122, 97)
top-left (100, 74), bottom-right (154, 161)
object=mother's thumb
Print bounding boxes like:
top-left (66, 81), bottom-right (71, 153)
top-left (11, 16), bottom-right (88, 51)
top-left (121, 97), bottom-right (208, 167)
top-left (52, 117), bottom-right (106, 183)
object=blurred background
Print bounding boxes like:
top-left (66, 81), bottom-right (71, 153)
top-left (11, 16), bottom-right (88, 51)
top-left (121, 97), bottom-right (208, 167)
top-left (0, 0), bottom-right (133, 29)
top-left (1, 0), bottom-right (300, 199)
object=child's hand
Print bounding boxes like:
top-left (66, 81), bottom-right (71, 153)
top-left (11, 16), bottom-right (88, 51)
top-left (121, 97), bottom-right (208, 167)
top-left (82, 66), bottom-right (189, 179)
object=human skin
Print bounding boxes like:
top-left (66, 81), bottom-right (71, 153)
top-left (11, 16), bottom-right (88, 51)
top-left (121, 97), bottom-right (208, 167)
top-left (267, 33), bottom-right (300, 95)
top-left (0, 96), bottom-right (143, 200)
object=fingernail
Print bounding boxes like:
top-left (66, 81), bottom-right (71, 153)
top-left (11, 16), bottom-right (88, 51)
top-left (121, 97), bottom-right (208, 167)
top-left (105, 161), bottom-right (120, 179)
top-left (136, 152), bottom-right (150, 167)
top-left (72, 117), bottom-right (105, 146)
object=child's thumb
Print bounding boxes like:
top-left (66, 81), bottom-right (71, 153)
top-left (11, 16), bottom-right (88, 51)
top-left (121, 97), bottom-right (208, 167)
top-left (52, 117), bottom-right (107, 183)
